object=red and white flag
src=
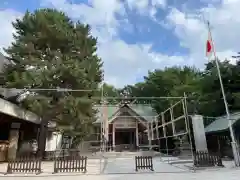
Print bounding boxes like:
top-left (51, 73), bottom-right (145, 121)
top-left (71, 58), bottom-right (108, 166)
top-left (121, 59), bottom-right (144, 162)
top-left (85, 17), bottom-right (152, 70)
top-left (206, 31), bottom-right (213, 58)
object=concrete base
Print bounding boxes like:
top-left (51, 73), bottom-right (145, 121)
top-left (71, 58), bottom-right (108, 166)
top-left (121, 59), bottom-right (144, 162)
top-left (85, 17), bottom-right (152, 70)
top-left (231, 142), bottom-right (240, 167)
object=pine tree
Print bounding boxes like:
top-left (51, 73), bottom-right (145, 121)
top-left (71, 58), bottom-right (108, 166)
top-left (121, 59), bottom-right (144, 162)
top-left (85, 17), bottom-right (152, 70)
top-left (1, 9), bottom-right (103, 148)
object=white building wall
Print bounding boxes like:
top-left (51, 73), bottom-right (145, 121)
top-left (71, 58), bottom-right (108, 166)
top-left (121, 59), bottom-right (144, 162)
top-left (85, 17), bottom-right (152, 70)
top-left (45, 132), bottom-right (62, 151)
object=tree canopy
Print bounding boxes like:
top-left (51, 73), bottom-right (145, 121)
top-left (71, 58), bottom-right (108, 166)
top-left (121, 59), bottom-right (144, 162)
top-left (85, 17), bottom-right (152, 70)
top-left (1, 8), bottom-right (103, 145)
top-left (120, 60), bottom-right (240, 119)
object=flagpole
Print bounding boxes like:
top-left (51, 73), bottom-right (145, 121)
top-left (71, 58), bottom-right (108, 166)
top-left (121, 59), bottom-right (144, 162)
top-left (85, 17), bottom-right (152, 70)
top-left (207, 21), bottom-right (240, 166)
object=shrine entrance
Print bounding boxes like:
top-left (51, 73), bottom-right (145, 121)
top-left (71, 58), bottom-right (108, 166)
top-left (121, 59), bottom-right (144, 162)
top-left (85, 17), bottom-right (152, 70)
top-left (115, 128), bottom-right (136, 151)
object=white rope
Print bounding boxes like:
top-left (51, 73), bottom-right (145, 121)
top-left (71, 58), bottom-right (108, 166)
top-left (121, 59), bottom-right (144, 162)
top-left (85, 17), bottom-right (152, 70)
top-left (0, 88), bottom-right (188, 99)
top-left (0, 87), bottom-right (94, 92)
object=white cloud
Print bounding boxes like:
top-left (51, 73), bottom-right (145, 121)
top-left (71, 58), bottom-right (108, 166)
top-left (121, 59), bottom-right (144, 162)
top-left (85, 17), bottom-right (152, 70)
top-left (166, 0), bottom-right (240, 68)
top-left (0, 9), bottom-right (23, 71)
top-left (126, 0), bottom-right (149, 14)
top-left (152, 0), bottom-right (166, 7)
top-left (98, 40), bottom-right (185, 87)
top-left (41, 0), bottom-right (181, 87)
top-left (41, 0), bottom-right (126, 38)
top-left (125, 0), bottom-right (166, 16)
top-left (2, 0), bottom-right (240, 88)
top-left (0, 9), bottom-right (23, 55)
top-left (1, 0), bottom-right (171, 87)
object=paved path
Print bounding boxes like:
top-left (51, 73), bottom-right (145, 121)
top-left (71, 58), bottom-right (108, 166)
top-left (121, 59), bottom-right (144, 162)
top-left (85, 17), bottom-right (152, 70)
top-left (1, 169), bottom-right (240, 180)
top-left (0, 158), bottom-right (238, 180)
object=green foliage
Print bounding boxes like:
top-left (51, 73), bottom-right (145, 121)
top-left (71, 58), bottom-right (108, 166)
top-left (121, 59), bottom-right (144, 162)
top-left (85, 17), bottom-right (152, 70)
top-left (101, 83), bottom-right (121, 104)
top-left (1, 8), bottom-right (103, 144)
top-left (121, 61), bottom-right (240, 118)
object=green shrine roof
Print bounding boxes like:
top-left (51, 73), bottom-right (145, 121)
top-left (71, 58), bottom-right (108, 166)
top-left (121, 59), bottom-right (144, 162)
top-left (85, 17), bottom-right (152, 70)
top-left (94, 104), bottom-right (157, 123)
top-left (205, 112), bottom-right (240, 133)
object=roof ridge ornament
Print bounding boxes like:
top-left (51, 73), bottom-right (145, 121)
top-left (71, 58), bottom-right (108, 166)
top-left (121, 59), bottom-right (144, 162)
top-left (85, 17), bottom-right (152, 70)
top-left (120, 89), bottom-right (131, 105)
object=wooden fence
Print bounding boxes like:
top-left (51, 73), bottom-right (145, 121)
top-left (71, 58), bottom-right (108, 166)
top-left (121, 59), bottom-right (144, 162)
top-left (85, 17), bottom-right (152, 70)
top-left (7, 156), bottom-right (41, 174)
top-left (135, 156), bottom-right (154, 171)
top-left (193, 151), bottom-right (223, 167)
top-left (53, 156), bottom-right (87, 173)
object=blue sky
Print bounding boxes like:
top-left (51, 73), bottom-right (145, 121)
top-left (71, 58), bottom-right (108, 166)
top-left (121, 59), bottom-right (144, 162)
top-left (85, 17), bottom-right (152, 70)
top-left (0, 0), bottom-right (239, 87)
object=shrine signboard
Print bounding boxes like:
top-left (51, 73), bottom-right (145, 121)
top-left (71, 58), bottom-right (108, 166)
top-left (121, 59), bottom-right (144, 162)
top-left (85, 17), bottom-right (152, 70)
top-left (114, 118), bottom-right (136, 129)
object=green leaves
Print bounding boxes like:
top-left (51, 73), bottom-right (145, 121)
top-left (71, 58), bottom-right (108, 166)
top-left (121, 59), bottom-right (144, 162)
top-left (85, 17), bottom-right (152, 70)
top-left (1, 8), bottom-right (103, 144)
top-left (122, 61), bottom-right (240, 118)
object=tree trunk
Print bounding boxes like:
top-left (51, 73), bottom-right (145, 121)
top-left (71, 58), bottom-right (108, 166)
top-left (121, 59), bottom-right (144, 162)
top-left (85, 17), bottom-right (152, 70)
top-left (37, 117), bottom-right (48, 159)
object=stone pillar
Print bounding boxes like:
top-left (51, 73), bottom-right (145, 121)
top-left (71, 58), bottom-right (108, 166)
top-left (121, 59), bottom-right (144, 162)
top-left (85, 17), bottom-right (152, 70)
top-left (136, 121), bottom-right (139, 147)
top-left (191, 115), bottom-right (208, 151)
top-left (112, 123), bottom-right (115, 150)
top-left (8, 123), bottom-right (21, 160)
